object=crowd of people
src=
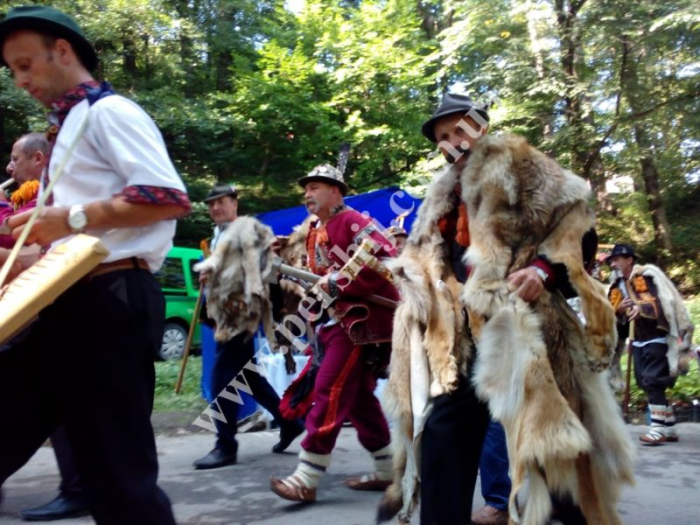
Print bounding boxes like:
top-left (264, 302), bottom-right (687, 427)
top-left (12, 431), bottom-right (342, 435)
top-left (0, 5), bottom-right (695, 525)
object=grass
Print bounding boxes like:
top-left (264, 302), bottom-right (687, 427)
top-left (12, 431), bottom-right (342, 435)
top-left (154, 356), bottom-right (208, 413)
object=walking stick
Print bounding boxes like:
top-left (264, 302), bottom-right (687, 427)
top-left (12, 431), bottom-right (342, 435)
top-left (622, 318), bottom-right (635, 417)
top-left (175, 283), bottom-right (205, 394)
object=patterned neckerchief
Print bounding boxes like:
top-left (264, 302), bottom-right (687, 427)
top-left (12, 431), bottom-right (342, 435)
top-left (49, 80), bottom-right (102, 128)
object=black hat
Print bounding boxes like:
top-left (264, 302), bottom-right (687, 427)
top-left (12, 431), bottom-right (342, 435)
top-left (297, 164), bottom-right (349, 196)
top-left (421, 93), bottom-right (490, 143)
top-left (204, 183), bottom-right (238, 202)
top-left (605, 243), bottom-right (638, 265)
top-left (0, 6), bottom-right (97, 70)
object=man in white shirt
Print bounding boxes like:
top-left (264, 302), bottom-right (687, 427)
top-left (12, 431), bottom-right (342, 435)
top-left (0, 6), bottom-right (190, 524)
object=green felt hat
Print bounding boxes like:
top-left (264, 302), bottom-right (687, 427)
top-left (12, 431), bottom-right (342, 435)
top-left (0, 5), bottom-right (97, 70)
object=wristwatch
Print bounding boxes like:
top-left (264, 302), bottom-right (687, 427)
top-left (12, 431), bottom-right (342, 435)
top-left (67, 204), bottom-right (88, 233)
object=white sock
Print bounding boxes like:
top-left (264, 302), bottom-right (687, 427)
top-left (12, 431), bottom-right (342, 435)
top-left (647, 404), bottom-right (666, 438)
top-left (284, 450), bottom-right (330, 489)
top-left (372, 445), bottom-right (393, 481)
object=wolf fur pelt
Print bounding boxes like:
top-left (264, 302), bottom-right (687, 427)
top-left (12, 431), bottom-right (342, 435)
top-left (378, 165), bottom-right (471, 523)
top-left (629, 263), bottom-right (695, 375)
top-left (194, 216), bottom-right (278, 347)
top-left (461, 134), bottom-right (635, 525)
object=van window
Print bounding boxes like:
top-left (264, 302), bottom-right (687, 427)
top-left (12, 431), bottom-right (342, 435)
top-left (188, 259), bottom-right (200, 288)
top-left (155, 257), bottom-right (186, 291)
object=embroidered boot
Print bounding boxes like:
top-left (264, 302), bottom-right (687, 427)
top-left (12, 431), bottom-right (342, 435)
top-left (270, 450), bottom-right (330, 503)
top-left (661, 406), bottom-right (679, 442)
top-left (344, 445), bottom-right (393, 491)
top-left (639, 404), bottom-right (666, 445)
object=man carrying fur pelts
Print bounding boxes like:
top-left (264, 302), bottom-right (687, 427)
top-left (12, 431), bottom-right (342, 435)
top-left (270, 164), bottom-right (400, 503)
top-left (607, 243), bottom-right (694, 445)
top-left (378, 93), bottom-right (634, 525)
top-left (193, 183), bottom-right (304, 470)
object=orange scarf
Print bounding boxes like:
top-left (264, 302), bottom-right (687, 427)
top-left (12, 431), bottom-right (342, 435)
top-left (10, 180), bottom-right (40, 209)
top-left (437, 184), bottom-right (470, 247)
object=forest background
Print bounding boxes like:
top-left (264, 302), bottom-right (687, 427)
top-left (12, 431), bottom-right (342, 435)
top-left (2, 0), bottom-right (699, 293)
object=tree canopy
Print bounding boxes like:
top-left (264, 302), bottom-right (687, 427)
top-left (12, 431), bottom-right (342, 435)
top-left (1, 0), bottom-right (698, 290)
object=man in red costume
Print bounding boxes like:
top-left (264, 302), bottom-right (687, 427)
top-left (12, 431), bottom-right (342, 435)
top-left (270, 164), bottom-right (399, 503)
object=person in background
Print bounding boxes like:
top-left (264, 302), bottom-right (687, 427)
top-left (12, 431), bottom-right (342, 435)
top-left (270, 164), bottom-right (399, 503)
top-left (607, 243), bottom-right (694, 445)
top-left (193, 183), bottom-right (304, 470)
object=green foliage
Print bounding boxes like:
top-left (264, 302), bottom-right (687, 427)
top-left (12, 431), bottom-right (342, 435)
top-left (0, 0), bottom-right (698, 284)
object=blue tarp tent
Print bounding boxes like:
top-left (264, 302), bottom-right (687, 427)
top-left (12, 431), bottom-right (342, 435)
top-left (256, 186), bottom-right (422, 235)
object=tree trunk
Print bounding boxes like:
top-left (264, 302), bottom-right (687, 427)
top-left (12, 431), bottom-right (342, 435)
top-left (554, 0), bottom-right (608, 205)
top-left (620, 37), bottom-right (674, 256)
top-left (526, 1), bottom-right (553, 142)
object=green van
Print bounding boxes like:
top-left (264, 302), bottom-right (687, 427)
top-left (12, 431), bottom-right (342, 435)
top-left (154, 246), bottom-right (203, 360)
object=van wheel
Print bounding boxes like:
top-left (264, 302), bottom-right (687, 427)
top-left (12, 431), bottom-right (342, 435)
top-left (160, 322), bottom-right (187, 360)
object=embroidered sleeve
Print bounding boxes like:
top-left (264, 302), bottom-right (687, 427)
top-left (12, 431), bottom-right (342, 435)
top-left (120, 185), bottom-right (191, 218)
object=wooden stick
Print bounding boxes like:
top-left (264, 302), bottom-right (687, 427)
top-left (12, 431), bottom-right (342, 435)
top-left (175, 283), bottom-right (205, 394)
top-left (622, 319), bottom-right (635, 417)
top-left (0, 178), bottom-right (15, 190)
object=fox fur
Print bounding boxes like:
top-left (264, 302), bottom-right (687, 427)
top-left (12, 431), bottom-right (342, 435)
top-left (379, 164), bottom-right (471, 523)
top-left (379, 134), bottom-right (635, 525)
top-left (461, 134), bottom-right (634, 525)
top-left (194, 216), bottom-right (278, 347)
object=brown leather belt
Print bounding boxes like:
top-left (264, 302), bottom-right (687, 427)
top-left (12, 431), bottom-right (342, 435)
top-left (84, 257), bottom-right (149, 280)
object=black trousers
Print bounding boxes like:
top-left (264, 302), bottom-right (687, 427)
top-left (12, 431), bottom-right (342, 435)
top-left (632, 341), bottom-right (675, 405)
top-left (0, 269), bottom-right (175, 525)
top-left (420, 375), bottom-right (490, 525)
top-left (419, 376), bottom-right (587, 525)
top-left (51, 425), bottom-right (82, 497)
top-left (210, 332), bottom-right (285, 453)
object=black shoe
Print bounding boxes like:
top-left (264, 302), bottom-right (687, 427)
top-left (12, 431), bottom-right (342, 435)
top-left (272, 419), bottom-right (305, 454)
top-left (193, 448), bottom-right (237, 470)
top-left (20, 494), bottom-right (90, 522)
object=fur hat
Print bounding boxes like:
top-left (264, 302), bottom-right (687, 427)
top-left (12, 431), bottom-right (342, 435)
top-left (0, 6), bottom-right (97, 70)
top-left (421, 92), bottom-right (490, 143)
top-left (297, 164), bottom-right (349, 196)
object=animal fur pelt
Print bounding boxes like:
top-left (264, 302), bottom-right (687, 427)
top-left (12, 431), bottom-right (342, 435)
top-left (629, 263), bottom-right (695, 375)
top-left (378, 164), bottom-right (471, 523)
top-left (461, 134), bottom-right (635, 525)
top-left (194, 216), bottom-right (278, 347)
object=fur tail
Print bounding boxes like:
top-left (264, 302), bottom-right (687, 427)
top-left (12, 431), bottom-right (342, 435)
top-left (376, 484), bottom-right (403, 523)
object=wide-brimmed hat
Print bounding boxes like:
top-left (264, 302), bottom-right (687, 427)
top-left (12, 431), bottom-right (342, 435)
top-left (204, 183), bottom-right (238, 202)
top-left (605, 243), bottom-right (638, 265)
top-left (421, 92), bottom-right (490, 143)
top-left (0, 6), bottom-right (97, 70)
top-left (297, 164), bottom-right (349, 196)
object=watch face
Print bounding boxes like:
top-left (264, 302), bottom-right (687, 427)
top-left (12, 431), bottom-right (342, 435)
top-left (69, 207), bottom-right (87, 231)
